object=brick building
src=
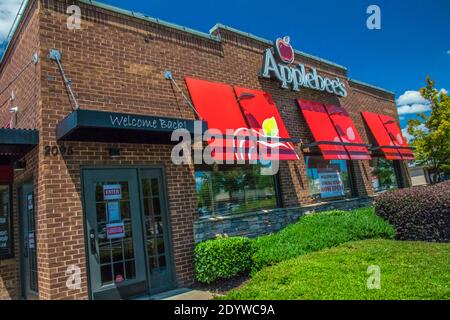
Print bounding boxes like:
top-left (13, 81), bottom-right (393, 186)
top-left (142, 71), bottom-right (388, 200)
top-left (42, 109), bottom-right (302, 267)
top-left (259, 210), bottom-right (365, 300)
top-left (0, 0), bottom-right (414, 300)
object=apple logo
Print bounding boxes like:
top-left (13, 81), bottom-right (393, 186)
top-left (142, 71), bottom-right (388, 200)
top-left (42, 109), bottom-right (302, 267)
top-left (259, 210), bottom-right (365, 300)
top-left (275, 36), bottom-right (295, 64)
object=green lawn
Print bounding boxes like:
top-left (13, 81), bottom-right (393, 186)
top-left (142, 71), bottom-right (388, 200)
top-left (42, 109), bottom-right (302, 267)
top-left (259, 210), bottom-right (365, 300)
top-left (224, 240), bottom-right (450, 300)
top-left (251, 207), bottom-right (395, 272)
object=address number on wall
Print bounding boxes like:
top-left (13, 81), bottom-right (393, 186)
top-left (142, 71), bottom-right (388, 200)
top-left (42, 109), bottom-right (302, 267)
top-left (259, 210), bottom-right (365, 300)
top-left (44, 145), bottom-right (74, 157)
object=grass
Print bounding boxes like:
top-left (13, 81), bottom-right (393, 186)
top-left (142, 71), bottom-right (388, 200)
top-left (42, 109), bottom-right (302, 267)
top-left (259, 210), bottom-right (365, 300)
top-left (224, 239), bottom-right (450, 300)
top-left (251, 207), bottom-right (395, 272)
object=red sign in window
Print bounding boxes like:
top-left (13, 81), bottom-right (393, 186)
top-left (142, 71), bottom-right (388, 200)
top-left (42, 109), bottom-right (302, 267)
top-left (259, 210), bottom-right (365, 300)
top-left (324, 104), bottom-right (371, 160)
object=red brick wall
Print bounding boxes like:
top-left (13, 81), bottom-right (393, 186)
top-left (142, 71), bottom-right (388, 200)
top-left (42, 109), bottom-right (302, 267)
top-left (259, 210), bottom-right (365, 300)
top-left (0, 0), bottom-right (41, 300)
top-left (0, 0), bottom-right (40, 129)
top-left (0, 0), bottom-right (406, 299)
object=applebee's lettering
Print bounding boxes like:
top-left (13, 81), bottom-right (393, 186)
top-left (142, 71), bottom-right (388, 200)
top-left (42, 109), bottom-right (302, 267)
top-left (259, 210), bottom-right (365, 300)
top-left (261, 47), bottom-right (348, 97)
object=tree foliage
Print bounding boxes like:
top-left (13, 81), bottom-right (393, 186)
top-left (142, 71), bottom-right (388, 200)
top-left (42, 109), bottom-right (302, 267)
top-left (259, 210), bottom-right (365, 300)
top-left (407, 77), bottom-right (450, 182)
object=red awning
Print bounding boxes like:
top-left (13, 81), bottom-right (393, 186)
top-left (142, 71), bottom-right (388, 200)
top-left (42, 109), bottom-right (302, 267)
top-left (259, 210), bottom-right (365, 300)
top-left (361, 112), bottom-right (403, 160)
top-left (297, 99), bottom-right (349, 160)
top-left (185, 77), bottom-right (255, 161)
top-left (324, 104), bottom-right (371, 160)
top-left (379, 115), bottom-right (415, 160)
top-left (234, 87), bottom-right (299, 161)
top-left (0, 166), bottom-right (13, 183)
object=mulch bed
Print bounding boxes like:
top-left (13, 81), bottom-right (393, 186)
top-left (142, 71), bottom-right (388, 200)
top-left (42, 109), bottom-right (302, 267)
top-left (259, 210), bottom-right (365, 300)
top-left (191, 274), bottom-right (250, 296)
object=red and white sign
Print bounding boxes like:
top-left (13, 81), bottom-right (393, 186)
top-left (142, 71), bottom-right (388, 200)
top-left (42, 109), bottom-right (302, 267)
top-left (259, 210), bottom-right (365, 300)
top-left (103, 184), bottom-right (122, 201)
top-left (106, 222), bottom-right (125, 240)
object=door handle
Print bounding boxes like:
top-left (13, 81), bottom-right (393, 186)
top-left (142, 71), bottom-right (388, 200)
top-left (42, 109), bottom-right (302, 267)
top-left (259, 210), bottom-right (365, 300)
top-left (89, 229), bottom-right (97, 257)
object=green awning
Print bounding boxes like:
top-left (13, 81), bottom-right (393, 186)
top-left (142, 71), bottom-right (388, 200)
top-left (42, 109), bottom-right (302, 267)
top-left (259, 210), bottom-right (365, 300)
top-left (56, 109), bottom-right (206, 144)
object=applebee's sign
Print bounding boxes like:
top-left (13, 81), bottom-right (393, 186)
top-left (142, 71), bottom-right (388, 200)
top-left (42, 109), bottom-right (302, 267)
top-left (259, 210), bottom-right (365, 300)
top-left (261, 36), bottom-right (348, 97)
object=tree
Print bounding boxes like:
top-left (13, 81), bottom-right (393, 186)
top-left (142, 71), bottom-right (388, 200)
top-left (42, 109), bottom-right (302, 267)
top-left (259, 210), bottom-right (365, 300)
top-left (407, 77), bottom-right (450, 183)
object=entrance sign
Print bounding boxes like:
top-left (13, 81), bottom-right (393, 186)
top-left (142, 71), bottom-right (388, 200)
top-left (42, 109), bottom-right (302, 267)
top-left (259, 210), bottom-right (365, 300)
top-left (103, 185), bottom-right (122, 201)
top-left (261, 37), bottom-right (348, 97)
top-left (106, 222), bottom-right (125, 240)
top-left (318, 171), bottom-right (345, 198)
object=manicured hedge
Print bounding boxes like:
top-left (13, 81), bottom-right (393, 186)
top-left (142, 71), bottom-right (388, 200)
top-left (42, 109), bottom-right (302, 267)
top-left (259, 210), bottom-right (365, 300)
top-left (194, 236), bottom-right (254, 284)
top-left (251, 207), bottom-right (395, 272)
top-left (194, 207), bottom-right (395, 283)
top-left (375, 181), bottom-right (450, 242)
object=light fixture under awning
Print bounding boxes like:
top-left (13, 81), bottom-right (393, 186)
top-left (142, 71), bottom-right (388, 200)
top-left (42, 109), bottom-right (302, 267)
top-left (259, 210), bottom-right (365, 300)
top-left (0, 128), bottom-right (39, 164)
top-left (56, 109), bottom-right (206, 144)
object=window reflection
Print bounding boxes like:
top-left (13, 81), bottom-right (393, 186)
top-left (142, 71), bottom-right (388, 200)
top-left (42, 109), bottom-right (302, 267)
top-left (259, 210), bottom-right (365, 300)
top-left (370, 158), bottom-right (398, 193)
top-left (195, 164), bottom-right (277, 217)
top-left (142, 178), bottom-right (167, 272)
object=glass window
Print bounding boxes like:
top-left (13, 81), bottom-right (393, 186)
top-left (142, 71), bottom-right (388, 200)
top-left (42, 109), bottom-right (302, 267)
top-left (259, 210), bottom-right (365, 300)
top-left (305, 157), bottom-right (352, 201)
top-left (0, 185), bottom-right (12, 259)
top-left (195, 164), bottom-right (278, 217)
top-left (370, 158), bottom-right (399, 193)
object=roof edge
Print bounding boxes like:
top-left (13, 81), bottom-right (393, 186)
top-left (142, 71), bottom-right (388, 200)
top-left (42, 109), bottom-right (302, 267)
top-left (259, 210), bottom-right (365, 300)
top-left (0, 0), bottom-right (31, 65)
top-left (79, 0), bottom-right (220, 42)
top-left (209, 23), bottom-right (348, 71)
top-left (348, 78), bottom-right (395, 96)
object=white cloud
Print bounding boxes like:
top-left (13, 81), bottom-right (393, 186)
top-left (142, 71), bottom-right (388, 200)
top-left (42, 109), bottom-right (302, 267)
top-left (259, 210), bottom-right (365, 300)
top-left (402, 124), bottom-right (427, 143)
top-left (397, 103), bottom-right (431, 115)
top-left (401, 128), bottom-right (414, 142)
top-left (396, 90), bottom-right (431, 116)
top-left (440, 88), bottom-right (448, 95)
top-left (396, 90), bottom-right (429, 106)
top-left (0, 0), bottom-right (22, 43)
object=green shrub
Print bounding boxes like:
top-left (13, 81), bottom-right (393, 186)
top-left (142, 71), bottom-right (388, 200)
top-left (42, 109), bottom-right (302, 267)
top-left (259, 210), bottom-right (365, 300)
top-left (251, 207), bottom-right (395, 272)
top-left (194, 236), bottom-right (254, 284)
top-left (375, 181), bottom-right (450, 242)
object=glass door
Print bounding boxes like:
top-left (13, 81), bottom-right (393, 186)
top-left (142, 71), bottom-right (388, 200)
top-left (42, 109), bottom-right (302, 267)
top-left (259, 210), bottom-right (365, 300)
top-left (140, 169), bottom-right (175, 294)
top-left (19, 182), bottom-right (39, 300)
top-left (83, 169), bottom-right (147, 300)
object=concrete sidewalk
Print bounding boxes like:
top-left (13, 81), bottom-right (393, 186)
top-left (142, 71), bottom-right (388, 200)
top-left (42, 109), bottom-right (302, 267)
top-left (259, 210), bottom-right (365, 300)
top-left (135, 288), bottom-right (216, 300)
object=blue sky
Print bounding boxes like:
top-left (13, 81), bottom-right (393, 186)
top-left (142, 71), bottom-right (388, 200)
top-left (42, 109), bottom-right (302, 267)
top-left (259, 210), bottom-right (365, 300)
top-left (1, 0), bottom-right (449, 134)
